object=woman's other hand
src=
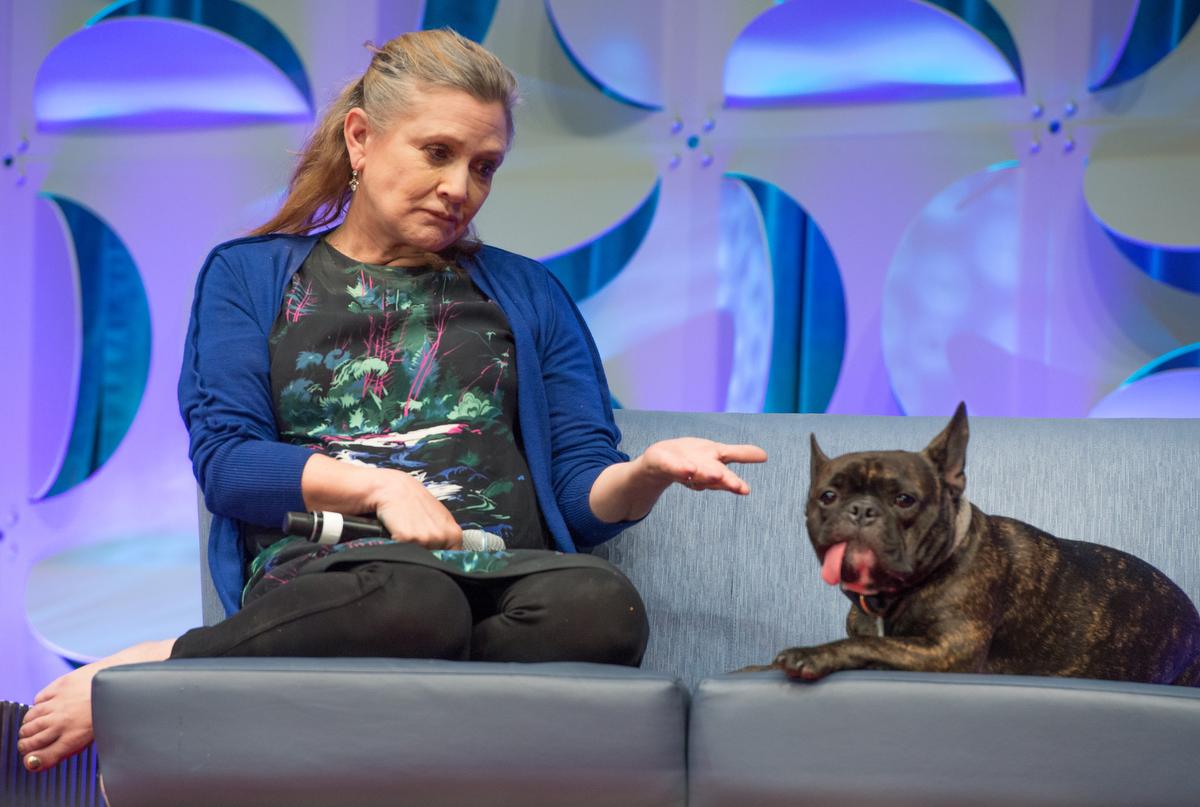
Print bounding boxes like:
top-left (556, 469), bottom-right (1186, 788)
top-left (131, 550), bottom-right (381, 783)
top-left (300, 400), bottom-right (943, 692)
top-left (302, 454), bottom-right (463, 549)
top-left (370, 469), bottom-right (463, 549)
top-left (589, 438), bottom-right (767, 523)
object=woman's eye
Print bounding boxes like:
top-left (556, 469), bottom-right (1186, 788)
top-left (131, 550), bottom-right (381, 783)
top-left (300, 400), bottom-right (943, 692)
top-left (474, 162), bottom-right (496, 180)
top-left (895, 493), bottom-right (916, 508)
top-left (425, 145), bottom-right (450, 161)
top-left (819, 490), bottom-right (837, 505)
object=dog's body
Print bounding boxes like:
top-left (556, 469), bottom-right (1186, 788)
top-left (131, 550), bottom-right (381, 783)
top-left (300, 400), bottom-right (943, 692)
top-left (772, 405), bottom-right (1200, 686)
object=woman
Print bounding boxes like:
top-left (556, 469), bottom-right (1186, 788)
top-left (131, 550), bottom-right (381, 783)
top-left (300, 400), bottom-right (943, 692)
top-left (17, 28), bottom-right (765, 773)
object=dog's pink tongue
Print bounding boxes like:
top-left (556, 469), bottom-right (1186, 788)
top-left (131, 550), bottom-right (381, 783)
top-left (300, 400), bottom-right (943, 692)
top-left (821, 542), bottom-right (847, 586)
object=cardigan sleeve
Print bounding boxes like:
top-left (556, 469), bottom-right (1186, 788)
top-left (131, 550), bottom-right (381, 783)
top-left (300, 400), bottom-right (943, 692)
top-left (535, 269), bottom-right (640, 547)
top-left (178, 246), bottom-right (313, 527)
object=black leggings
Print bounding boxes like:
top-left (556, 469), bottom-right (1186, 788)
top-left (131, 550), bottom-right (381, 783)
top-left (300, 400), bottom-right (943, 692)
top-left (171, 561), bottom-right (649, 666)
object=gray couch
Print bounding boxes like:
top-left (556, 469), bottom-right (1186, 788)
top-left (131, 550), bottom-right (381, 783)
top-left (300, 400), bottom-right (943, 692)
top-left (92, 411), bottom-right (1200, 806)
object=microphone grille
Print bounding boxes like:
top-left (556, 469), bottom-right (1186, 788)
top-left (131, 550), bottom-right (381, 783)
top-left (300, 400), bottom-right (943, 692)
top-left (461, 529), bottom-right (507, 552)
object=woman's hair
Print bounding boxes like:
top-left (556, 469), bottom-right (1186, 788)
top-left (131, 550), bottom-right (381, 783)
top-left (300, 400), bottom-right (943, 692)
top-left (250, 28), bottom-right (519, 239)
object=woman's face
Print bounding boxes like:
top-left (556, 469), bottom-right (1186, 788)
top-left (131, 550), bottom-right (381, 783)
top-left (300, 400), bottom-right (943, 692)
top-left (345, 85), bottom-right (508, 255)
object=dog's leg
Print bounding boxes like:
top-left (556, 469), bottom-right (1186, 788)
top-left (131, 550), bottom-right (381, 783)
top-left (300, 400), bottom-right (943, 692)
top-left (775, 623), bottom-right (991, 681)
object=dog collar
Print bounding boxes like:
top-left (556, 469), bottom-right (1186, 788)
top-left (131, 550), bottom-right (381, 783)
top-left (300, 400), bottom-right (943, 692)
top-left (856, 592), bottom-right (889, 617)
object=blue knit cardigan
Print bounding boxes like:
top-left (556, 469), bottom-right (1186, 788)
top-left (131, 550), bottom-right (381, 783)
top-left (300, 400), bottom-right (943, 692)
top-left (178, 233), bottom-right (634, 616)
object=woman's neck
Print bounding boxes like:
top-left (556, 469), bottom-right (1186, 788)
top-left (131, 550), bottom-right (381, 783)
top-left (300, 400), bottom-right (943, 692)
top-left (325, 214), bottom-right (432, 267)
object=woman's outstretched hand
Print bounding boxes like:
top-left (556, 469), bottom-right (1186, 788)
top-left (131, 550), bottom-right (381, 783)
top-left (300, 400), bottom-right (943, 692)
top-left (590, 438), bottom-right (768, 523)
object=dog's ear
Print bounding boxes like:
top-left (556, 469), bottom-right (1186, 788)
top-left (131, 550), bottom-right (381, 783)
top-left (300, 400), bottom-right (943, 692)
top-left (810, 434), bottom-right (830, 483)
top-left (922, 402), bottom-right (968, 498)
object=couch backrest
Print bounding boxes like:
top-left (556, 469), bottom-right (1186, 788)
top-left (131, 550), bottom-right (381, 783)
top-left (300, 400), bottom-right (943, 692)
top-left (602, 411), bottom-right (1200, 689)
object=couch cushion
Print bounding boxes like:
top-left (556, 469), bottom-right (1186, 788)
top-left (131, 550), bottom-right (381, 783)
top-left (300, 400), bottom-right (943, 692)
top-left (93, 658), bottom-right (687, 807)
top-left (689, 670), bottom-right (1200, 806)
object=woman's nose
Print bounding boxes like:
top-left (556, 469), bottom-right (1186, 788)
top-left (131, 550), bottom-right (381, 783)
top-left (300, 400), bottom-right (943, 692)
top-left (438, 165), bottom-right (469, 204)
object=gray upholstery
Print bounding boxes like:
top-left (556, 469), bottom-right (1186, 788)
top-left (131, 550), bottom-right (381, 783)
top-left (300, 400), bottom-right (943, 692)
top-left (688, 670), bottom-right (1200, 807)
top-left (93, 658), bottom-right (687, 807)
top-left (116, 410), bottom-right (1200, 804)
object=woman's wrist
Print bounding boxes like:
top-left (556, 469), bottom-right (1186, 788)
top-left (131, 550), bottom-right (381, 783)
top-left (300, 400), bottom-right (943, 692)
top-left (589, 458), bottom-right (673, 524)
top-left (301, 454), bottom-right (394, 516)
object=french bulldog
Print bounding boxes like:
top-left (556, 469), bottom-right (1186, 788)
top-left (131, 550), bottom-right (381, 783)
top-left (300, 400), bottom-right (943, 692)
top-left (770, 403), bottom-right (1200, 686)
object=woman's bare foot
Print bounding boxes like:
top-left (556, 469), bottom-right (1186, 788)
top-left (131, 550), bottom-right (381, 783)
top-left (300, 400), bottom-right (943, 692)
top-left (16, 638), bottom-right (175, 772)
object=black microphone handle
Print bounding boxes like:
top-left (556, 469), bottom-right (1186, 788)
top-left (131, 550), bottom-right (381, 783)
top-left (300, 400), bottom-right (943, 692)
top-left (281, 511), bottom-right (386, 545)
top-left (282, 511), bottom-right (506, 551)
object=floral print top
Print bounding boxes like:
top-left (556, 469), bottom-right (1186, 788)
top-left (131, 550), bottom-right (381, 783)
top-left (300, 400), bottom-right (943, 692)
top-left (242, 240), bottom-right (550, 585)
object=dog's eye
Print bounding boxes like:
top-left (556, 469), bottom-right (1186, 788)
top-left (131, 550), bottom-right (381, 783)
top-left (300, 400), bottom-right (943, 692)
top-left (819, 490), bottom-right (837, 505)
top-left (895, 493), bottom-right (917, 508)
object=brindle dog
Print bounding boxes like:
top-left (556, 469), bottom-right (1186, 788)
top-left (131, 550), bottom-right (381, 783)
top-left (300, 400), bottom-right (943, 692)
top-left (768, 404), bottom-right (1200, 686)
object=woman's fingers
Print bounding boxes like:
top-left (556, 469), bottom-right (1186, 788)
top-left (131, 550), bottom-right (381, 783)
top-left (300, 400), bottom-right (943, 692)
top-left (375, 479), bottom-right (463, 548)
top-left (685, 465), bottom-right (750, 494)
top-left (716, 443), bottom-right (768, 464)
top-left (645, 438), bottom-right (767, 494)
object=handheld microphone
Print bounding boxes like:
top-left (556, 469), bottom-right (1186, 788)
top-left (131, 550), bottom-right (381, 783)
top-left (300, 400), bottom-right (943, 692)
top-left (282, 511), bottom-right (507, 551)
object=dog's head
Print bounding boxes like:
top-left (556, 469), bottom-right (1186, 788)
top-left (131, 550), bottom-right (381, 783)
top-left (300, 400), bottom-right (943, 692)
top-left (806, 403), bottom-right (969, 596)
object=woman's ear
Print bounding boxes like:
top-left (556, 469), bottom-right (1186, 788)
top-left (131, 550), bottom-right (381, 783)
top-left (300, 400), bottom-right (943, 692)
top-left (343, 107), bottom-right (370, 170)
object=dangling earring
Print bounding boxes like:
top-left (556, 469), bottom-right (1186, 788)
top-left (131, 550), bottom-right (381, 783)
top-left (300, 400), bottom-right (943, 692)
top-left (349, 169), bottom-right (359, 193)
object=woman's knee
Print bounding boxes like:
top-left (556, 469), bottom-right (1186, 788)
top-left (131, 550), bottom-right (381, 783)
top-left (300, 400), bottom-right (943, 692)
top-left (515, 566), bottom-right (649, 666)
top-left (346, 563), bottom-right (472, 659)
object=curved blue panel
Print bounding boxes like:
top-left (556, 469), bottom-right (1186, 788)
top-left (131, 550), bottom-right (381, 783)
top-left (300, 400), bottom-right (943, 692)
top-left (39, 194), bottom-right (151, 499)
top-left (37, 4), bottom-right (312, 130)
top-left (1105, 228), bottom-right (1200, 295)
top-left (89, 0), bottom-right (312, 106)
top-left (1090, 0), bottom-right (1200, 91)
top-left (724, 0), bottom-right (1023, 107)
top-left (544, 0), bottom-right (664, 111)
top-left (421, 0), bottom-right (498, 44)
top-left (1121, 343), bottom-right (1200, 386)
top-left (926, 0), bottom-right (1024, 89)
top-left (541, 180), bottom-right (660, 302)
top-left (1089, 367), bottom-right (1200, 418)
top-left (727, 173), bottom-right (846, 413)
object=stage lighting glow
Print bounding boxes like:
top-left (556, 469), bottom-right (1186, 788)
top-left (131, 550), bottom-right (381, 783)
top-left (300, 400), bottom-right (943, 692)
top-left (725, 0), bottom-right (1022, 106)
top-left (35, 16), bottom-right (312, 130)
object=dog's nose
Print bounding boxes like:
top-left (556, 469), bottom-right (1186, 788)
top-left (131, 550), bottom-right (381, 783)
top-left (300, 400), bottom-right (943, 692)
top-left (847, 500), bottom-right (879, 525)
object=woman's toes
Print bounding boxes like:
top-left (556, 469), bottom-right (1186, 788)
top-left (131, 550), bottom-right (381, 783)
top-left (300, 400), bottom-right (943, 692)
top-left (21, 701), bottom-right (49, 724)
top-left (33, 682), bottom-right (62, 704)
top-left (17, 724), bottom-right (60, 756)
top-left (18, 712), bottom-right (51, 739)
top-left (19, 724), bottom-right (91, 771)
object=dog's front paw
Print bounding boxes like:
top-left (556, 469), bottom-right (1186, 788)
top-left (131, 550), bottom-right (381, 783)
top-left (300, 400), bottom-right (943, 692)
top-left (774, 646), bottom-right (844, 681)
